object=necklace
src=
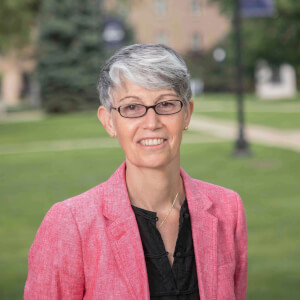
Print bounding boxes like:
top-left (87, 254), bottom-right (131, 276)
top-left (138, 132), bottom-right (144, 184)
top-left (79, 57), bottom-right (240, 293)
top-left (158, 192), bottom-right (179, 229)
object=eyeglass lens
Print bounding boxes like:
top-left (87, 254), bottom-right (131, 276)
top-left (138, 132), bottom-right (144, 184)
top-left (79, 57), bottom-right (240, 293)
top-left (119, 100), bottom-right (182, 118)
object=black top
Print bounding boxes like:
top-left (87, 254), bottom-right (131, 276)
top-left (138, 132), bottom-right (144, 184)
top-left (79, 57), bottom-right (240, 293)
top-left (131, 199), bottom-right (200, 300)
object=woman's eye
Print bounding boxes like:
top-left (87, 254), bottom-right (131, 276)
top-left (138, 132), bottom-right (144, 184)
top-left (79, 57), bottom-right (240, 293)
top-left (124, 104), bottom-right (138, 111)
top-left (160, 101), bottom-right (174, 107)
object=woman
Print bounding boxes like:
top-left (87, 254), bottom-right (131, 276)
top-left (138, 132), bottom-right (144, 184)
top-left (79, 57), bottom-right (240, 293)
top-left (25, 44), bottom-right (247, 300)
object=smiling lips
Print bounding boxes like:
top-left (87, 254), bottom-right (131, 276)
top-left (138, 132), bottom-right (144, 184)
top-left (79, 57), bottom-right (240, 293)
top-left (139, 138), bottom-right (165, 146)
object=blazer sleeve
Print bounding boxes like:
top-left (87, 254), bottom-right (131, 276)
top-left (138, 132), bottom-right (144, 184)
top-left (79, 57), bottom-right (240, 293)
top-left (234, 193), bottom-right (248, 300)
top-left (24, 202), bottom-right (84, 300)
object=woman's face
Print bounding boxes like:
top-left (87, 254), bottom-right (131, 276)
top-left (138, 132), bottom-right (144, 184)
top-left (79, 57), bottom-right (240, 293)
top-left (99, 80), bottom-right (193, 170)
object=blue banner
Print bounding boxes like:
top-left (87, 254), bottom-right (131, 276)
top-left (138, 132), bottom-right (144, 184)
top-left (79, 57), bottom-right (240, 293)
top-left (242, 0), bottom-right (275, 18)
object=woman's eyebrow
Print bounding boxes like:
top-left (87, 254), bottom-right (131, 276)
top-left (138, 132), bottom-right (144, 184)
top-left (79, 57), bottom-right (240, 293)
top-left (118, 93), bottom-right (179, 103)
top-left (118, 96), bottom-right (141, 103)
top-left (155, 93), bottom-right (180, 101)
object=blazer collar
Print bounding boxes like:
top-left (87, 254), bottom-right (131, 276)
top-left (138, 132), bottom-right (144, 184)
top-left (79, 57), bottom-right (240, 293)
top-left (102, 163), bottom-right (218, 300)
top-left (102, 162), bottom-right (213, 220)
top-left (181, 168), bottom-right (218, 300)
top-left (102, 162), bottom-right (132, 221)
top-left (102, 162), bottom-right (149, 299)
top-left (180, 168), bottom-right (213, 212)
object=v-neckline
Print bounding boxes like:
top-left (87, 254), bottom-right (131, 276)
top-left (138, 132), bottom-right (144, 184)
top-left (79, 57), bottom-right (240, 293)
top-left (131, 198), bottom-right (187, 270)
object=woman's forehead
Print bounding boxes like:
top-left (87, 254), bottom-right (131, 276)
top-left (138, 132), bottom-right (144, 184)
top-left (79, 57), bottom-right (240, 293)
top-left (112, 80), bottom-right (178, 104)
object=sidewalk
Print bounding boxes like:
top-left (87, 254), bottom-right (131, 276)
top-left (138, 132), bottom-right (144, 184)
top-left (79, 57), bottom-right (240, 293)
top-left (0, 110), bottom-right (44, 123)
top-left (190, 115), bottom-right (300, 152)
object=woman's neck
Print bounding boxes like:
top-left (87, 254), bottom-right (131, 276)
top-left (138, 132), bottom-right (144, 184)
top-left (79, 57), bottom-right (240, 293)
top-left (125, 159), bottom-right (185, 212)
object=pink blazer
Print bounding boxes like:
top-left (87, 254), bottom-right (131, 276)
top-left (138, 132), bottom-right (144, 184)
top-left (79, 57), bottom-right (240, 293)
top-left (25, 162), bottom-right (247, 300)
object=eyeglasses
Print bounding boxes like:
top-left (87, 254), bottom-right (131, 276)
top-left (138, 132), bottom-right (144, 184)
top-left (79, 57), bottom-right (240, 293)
top-left (111, 100), bottom-right (183, 118)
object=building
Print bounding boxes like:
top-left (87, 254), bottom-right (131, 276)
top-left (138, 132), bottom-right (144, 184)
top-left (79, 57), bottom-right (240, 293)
top-left (0, 47), bottom-right (36, 107)
top-left (104, 0), bottom-right (230, 54)
top-left (0, 0), bottom-right (230, 107)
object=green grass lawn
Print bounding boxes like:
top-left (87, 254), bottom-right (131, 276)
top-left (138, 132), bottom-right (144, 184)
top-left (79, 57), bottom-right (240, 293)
top-left (193, 93), bottom-right (300, 129)
top-left (196, 111), bottom-right (300, 129)
top-left (0, 111), bottom-right (107, 144)
top-left (1, 112), bottom-right (300, 299)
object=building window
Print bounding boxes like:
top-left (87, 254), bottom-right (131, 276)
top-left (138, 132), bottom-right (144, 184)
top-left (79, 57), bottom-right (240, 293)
top-left (191, 0), bottom-right (201, 15)
top-left (156, 32), bottom-right (168, 45)
top-left (191, 33), bottom-right (201, 50)
top-left (155, 0), bottom-right (167, 16)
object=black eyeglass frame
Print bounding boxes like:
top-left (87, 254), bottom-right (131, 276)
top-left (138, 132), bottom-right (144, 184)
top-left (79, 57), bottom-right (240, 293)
top-left (111, 100), bottom-right (184, 118)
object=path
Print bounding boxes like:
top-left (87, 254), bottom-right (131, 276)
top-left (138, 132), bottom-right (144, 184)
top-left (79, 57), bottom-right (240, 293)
top-left (0, 111), bottom-right (44, 123)
top-left (190, 115), bottom-right (300, 152)
top-left (1, 112), bottom-right (300, 154)
top-left (0, 135), bottom-right (222, 155)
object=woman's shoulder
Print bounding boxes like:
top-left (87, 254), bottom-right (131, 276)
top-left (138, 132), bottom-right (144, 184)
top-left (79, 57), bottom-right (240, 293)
top-left (180, 168), bottom-right (236, 198)
top-left (181, 168), bottom-right (241, 201)
top-left (193, 178), bottom-right (240, 199)
top-left (183, 171), bottom-right (244, 216)
top-left (186, 176), bottom-right (246, 231)
top-left (64, 183), bottom-right (103, 209)
top-left (44, 163), bottom-right (127, 226)
top-left (43, 181), bottom-right (107, 229)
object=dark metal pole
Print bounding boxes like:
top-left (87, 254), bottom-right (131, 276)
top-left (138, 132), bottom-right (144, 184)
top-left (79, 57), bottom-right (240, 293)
top-left (233, 0), bottom-right (251, 157)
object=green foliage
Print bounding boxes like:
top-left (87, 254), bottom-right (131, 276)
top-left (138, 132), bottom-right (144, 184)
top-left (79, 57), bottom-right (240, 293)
top-left (192, 0), bottom-right (300, 91)
top-left (184, 34), bottom-right (257, 92)
top-left (245, 4), bottom-right (300, 68)
top-left (38, 0), bottom-right (134, 113)
top-left (185, 49), bottom-right (237, 92)
top-left (38, 0), bottom-right (105, 112)
top-left (0, 0), bottom-right (40, 52)
top-left (209, 0), bottom-right (300, 76)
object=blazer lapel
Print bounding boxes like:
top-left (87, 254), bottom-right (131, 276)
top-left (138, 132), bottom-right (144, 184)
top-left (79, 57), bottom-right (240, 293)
top-left (181, 169), bottom-right (218, 300)
top-left (102, 163), bottom-right (218, 300)
top-left (103, 163), bottom-right (150, 300)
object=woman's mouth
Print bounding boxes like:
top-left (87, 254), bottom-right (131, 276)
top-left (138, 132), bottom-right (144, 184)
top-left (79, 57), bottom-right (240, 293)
top-left (139, 138), bottom-right (165, 146)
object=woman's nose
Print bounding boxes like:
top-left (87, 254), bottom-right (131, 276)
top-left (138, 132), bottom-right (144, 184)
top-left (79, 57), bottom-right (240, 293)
top-left (142, 107), bottom-right (162, 130)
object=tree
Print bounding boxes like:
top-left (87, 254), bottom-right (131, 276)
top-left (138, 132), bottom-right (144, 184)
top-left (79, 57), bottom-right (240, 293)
top-left (38, 0), bottom-right (106, 112)
top-left (209, 0), bottom-right (300, 83)
top-left (0, 0), bottom-right (40, 107)
top-left (184, 49), bottom-right (237, 92)
top-left (38, 0), bottom-right (135, 112)
top-left (0, 0), bottom-right (39, 53)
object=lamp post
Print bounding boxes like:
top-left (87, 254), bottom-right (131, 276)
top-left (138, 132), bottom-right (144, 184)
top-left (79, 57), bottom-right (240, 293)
top-left (233, 0), bottom-right (275, 156)
top-left (233, 0), bottom-right (251, 157)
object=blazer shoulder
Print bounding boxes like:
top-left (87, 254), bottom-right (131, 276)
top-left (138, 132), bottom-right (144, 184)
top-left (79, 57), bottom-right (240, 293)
top-left (191, 178), bottom-right (243, 214)
top-left (193, 178), bottom-right (240, 199)
top-left (59, 166), bottom-right (124, 213)
top-left (64, 183), bottom-right (103, 208)
top-left (190, 178), bottom-right (245, 231)
top-left (47, 181), bottom-right (106, 225)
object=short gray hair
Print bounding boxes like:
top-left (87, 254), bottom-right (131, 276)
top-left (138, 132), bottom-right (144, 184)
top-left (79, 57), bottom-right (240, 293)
top-left (97, 44), bottom-right (192, 109)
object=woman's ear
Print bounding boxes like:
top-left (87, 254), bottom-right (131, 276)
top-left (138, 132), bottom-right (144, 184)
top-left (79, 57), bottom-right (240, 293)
top-left (97, 106), bottom-right (116, 137)
top-left (184, 99), bottom-right (194, 129)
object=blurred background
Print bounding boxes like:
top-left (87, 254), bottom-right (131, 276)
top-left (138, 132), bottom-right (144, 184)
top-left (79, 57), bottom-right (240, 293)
top-left (0, 0), bottom-right (299, 299)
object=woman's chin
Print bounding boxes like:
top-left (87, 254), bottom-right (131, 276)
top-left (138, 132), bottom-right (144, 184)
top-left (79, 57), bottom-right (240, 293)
top-left (126, 155), bottom-right (178, 170)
